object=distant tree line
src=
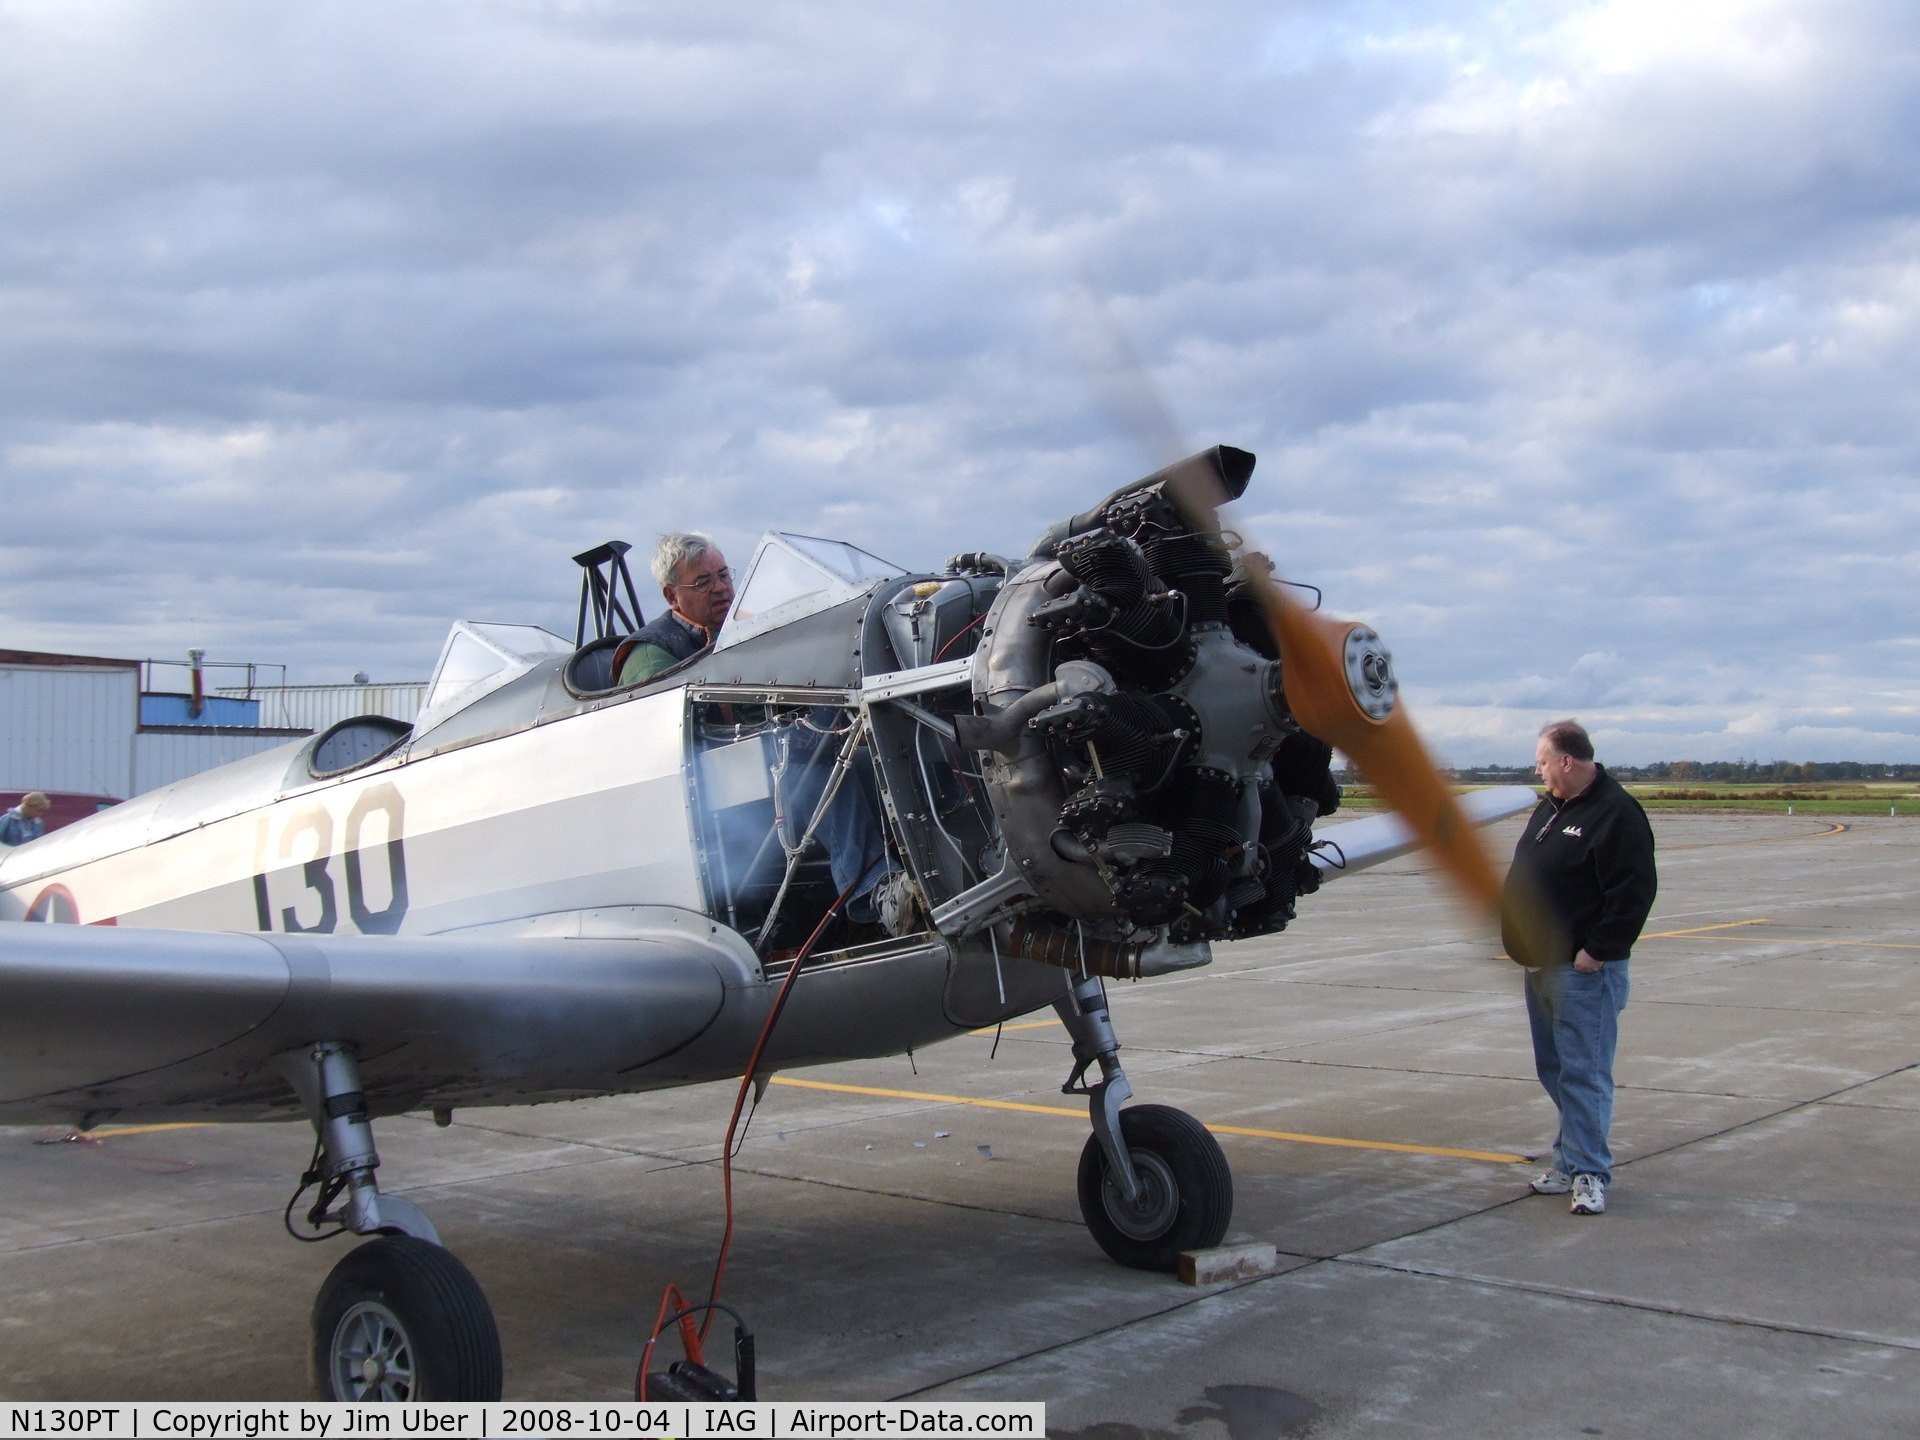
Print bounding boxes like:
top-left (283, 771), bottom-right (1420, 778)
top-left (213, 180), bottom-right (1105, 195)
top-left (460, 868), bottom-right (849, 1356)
top-left (1367, 761), bottom-right (1920, 784)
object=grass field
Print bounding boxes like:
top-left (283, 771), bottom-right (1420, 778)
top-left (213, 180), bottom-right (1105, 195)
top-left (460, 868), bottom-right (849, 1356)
top-left (1620, 782), bottom-right (1915, 814)
top-left (1338, 781), bottom-right (1917, 815)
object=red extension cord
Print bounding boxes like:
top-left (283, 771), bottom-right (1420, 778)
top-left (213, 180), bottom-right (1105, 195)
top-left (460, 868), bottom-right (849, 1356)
top-left (635, 868), bottom-right (871, 1400)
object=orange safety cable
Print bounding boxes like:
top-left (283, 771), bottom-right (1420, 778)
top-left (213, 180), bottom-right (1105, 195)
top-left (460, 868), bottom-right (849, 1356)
top-left (705, 863), bottom-right (874, 1333)
top-left (635, 1284), bottom-right (706, 1400)
top-left (637, 863), bottom-right (876, 1399)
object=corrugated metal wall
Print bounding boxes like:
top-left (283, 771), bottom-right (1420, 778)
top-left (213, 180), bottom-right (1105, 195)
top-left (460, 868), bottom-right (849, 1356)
top-left (6, 670), bottom-right (425, 801)
top-left (217, 683), bottom-right (426, 731)
top-left (0, 665), bottom-right (137, 797)
top-left (132, 731), bottom-right (305, 794)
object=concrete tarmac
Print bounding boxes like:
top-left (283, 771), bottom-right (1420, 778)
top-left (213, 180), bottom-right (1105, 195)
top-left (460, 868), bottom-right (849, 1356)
top-left (3, 813), bottom-right (1916, 1437)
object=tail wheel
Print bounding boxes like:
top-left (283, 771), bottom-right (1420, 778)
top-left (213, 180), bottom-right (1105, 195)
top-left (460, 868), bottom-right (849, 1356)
top-left (1077, 1103), bottom-right (1233, 1272)
top-left (311, 1236), bottom-right (503, 1401)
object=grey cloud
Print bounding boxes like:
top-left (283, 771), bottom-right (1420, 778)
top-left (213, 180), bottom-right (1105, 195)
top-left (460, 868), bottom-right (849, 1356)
top-left (0, 0), bottom-right (1916, 756)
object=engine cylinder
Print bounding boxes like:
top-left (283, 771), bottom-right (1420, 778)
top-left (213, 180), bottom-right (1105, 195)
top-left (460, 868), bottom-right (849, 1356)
top-left (963, 449), bottom-right (1343, 948)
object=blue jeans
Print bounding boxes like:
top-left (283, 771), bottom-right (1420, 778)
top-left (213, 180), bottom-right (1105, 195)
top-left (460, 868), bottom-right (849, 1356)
top-left (1525, 960), bottom-right (1631, 1183)
top-left (784, 745), bottom-right (895, 917)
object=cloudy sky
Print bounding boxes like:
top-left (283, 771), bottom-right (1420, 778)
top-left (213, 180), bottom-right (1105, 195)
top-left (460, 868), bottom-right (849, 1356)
top-left (2, 0), bottom-right (1915, 763)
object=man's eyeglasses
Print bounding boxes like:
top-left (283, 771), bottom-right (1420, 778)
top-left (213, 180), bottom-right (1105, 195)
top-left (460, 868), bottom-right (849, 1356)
top-left (679, 567), bottom-right (732, 594)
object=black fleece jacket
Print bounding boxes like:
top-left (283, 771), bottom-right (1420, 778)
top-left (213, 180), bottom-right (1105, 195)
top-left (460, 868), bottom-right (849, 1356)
top-left (1502, 765), bottom-right (1658, 964)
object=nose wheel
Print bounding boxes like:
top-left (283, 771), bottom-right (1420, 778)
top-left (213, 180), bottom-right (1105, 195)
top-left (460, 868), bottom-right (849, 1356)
top-left (1054, 977), bottom-right (1234, 1271)
top-left (312, 1236), bottom-right (503, 1401)
top-left (1076, 1103), bottom-right (1233, 1271)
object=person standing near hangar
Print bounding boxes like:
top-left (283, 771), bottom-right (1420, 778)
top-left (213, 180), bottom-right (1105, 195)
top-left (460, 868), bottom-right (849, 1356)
top-left (1504, 719), bottom-right (1658, 1217)
top-left (0, 792), bottom-right (50, 846)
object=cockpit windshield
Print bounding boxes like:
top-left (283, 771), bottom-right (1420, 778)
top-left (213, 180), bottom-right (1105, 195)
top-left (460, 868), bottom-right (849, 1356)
top-left (414, 621), bottom-right (572, 736)
top-left (715, 532), bottom-right (903, 651)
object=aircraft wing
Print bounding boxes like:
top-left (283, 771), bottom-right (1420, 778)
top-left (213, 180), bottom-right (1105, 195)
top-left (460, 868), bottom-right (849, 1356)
top-left (0, 922), bottom-right (751, 1127)
top-left (1308, 785), bottom-right (1537, 881)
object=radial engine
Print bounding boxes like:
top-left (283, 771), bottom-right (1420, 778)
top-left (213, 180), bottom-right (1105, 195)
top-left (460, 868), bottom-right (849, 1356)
top-left (952, 446), bottom-right (1380, 979)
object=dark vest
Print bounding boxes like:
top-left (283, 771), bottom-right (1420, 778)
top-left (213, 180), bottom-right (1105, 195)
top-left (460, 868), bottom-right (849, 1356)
top-left (631, 610), bottom-right (709, 662)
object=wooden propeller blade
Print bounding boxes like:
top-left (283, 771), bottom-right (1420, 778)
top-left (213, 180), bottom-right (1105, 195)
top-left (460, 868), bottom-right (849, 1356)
top-left (1163, 460), bottom-right (1559, 959)
top-left (1260, 575), bottom-right (1571, 966)
top-left (1261, 587), bottom-right (1503, 912)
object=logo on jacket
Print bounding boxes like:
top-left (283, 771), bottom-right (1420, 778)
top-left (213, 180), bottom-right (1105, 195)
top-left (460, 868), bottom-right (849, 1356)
top-left (1562, 825), bottom-right (1584, 837)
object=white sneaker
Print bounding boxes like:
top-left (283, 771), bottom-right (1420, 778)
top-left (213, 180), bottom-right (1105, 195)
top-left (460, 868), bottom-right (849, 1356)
top-left (1529, 1168), bottom-right (1572, 1195)
top-left (1570, 1174), bottom-right (1607, 1215)
top-left (871, 870), bottom-right (921, 936)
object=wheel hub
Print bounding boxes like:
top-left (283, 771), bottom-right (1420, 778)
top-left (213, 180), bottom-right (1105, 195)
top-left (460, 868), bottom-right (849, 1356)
top-left (1101, 1148), bottom-right (1179, 1240)
top-left (333, 1300), bottom-right (417, 1401)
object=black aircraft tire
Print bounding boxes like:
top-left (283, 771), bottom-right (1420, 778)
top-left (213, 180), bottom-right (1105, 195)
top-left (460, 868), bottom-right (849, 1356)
top-left (311, 1236), bottom-right (503, 1401)
top-left (1076, 1103), bottom-right (1233, 1271)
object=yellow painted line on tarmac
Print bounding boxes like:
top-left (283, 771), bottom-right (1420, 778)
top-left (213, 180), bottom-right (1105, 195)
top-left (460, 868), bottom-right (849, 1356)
top-left (1202, 1123), bottom-right (1525, 1164)
top-left (968, 1018), bottom-right (1063, 1035)
top-left (771, 1076), bottom-right (1089, 1119)
top-left (767, 1076), bottom-right (1525, 1164)
top-left (1639, 919), bottom-right (1920, 950)
top-left (84, 1123), bottom-right (213, 1139)
top-left (1499, 917), bottom-right (1769, 958)
top-left (1668, 821), bottom-right (1849, 850)
top-left (1644, 919), bottom-right (1775, 938)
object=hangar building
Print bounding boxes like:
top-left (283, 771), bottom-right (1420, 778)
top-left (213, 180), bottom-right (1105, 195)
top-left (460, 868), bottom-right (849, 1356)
top-left (0, 648), bottom-right (424, 828)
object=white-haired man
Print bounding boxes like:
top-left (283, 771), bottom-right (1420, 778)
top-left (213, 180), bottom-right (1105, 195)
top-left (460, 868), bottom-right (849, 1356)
top-left (1502, 719), bottom-right (1657, 1217)
top-left (617, 532), bottom-right (735, 687)
top-left (614, 529), bottom-right (900, 931)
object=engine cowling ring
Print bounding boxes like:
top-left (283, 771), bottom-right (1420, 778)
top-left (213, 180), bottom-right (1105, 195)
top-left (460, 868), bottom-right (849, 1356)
top-left (967, 561), bottom-right (1124, 921)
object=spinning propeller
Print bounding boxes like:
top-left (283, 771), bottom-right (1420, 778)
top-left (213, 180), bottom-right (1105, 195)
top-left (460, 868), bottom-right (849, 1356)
top-left (1163, 461), bottom-right (1562, 965)
top-left (1061, 289), bottom-right (1557, 960)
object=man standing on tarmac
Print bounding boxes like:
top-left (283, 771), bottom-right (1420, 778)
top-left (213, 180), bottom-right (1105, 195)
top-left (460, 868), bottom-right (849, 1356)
top-left (1504, 719), bottom-right (1658, 1217)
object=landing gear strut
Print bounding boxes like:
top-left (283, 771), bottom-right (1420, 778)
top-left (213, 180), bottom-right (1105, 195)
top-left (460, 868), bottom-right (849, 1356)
top-left (1056, 975), bottom-right (1232, 1271)
top-left (279, 1043), bottom-right (503, 1401)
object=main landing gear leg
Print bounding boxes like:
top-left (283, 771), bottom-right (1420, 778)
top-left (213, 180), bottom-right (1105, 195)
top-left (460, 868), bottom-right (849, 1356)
top-left (279, 1043), bottom-right (503, 1402)
top-left (1056, 975), bottom-right (1234, 1272)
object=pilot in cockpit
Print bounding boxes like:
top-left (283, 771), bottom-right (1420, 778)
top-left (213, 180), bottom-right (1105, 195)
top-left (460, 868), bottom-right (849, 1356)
top-left (634, 528), bottom-right (904, 936)
top-left (617, 532), bottom-right (735, 687)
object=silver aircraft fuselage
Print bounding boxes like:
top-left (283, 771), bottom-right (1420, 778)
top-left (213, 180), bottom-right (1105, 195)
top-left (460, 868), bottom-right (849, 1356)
top-left (0, 602), bottom-right (1039, 1125)
top-left (0, 500), bottom-right (1533, 1133)
top-left (2, 685), bottom-right (700, 936)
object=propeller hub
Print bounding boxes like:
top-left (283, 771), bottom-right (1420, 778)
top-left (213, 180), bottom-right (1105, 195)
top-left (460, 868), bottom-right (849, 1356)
top-left (1342, 626), bottom-right (1398, 722)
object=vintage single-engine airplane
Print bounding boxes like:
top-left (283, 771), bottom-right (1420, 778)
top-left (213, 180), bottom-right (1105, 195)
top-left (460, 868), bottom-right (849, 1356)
top-left (0, 446), bottom-right (1534, 1401)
